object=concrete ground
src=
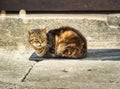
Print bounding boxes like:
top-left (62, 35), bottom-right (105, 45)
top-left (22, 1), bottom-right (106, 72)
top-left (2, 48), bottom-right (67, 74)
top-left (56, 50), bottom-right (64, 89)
top-left (0, 49), bottom-right (120, 89)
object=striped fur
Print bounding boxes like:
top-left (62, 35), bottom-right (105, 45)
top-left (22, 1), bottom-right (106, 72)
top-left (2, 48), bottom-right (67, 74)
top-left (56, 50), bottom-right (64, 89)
top-left (28, 27), bottom-right (87, 58)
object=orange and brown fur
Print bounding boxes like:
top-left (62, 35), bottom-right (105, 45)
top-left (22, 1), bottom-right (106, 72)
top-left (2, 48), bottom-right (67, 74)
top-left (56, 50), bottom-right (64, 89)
top-left (28, 27), bottom-right (87, 58)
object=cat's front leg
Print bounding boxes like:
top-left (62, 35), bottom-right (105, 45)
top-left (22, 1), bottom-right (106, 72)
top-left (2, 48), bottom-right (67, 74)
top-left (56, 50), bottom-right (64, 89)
top-left (55, 43), bottom-right (66, 56)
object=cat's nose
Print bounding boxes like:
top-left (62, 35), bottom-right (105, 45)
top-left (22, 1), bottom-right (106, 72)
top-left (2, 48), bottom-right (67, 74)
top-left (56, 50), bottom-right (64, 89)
top-left (38, 44), bottom-right (41, 46)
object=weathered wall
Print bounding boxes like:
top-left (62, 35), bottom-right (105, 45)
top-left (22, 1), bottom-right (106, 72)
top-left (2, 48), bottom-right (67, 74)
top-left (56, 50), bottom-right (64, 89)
top-left (0, 14), bottom-right (120, 52)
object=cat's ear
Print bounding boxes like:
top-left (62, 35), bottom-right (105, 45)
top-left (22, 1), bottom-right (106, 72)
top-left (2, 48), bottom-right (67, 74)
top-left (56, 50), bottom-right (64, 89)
top-left (27, 29), bottom-right (32, 35)
top-left (41, 28), bottom-right (48, 33)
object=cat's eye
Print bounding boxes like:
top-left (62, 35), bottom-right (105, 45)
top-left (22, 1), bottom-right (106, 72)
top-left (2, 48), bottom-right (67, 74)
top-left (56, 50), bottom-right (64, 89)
top-left (29, 40), bottom-right (32, 42)
top-left (30, 41), bottom-right (33, 43)
top-left (42, 39), bottom-right (45, 41)
top-left (31, 32), bottom-right (34, 34)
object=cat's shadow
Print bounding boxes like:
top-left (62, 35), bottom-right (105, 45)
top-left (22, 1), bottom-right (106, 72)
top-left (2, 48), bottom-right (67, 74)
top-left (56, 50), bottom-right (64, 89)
top-left (29, 49), bottom-right (120, 62)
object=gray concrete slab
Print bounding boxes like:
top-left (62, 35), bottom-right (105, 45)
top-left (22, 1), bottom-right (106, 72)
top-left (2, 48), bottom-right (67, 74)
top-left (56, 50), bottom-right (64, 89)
top-left (25, 61), bottom-right (120, 89)
top-left (0, 50), bottom-right (120, 88)
top-left (0, 50), bottom-right (35, 85)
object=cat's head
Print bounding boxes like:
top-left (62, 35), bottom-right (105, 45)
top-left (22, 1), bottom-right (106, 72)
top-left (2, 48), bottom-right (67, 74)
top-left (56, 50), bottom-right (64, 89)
top-left (28, 28), bottom-right (48, 56)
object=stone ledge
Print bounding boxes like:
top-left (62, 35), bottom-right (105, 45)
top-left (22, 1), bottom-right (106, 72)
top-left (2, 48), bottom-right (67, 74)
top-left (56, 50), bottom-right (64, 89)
top-left (0, 14), bottom-right (120, 50)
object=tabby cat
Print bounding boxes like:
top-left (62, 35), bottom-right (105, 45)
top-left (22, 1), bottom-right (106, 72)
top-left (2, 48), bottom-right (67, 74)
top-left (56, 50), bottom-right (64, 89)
top-left (28, 26), bottom-right (87, 58)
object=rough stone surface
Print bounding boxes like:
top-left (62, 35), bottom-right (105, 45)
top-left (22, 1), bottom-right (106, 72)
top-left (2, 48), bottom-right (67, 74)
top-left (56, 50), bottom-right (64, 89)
top-left (107, 14), bottom-right (120, 26)
top-left (25, 61), bottom-right (120, 89)
top-left (0, 14), bottom-right (120, 49)
top-left (1, 57), bottom-right (120, 89)
top-left (0, 50), bottom-right (35, 86)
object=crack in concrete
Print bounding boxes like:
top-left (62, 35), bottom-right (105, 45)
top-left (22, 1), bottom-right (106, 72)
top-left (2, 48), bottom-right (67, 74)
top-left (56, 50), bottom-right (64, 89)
top-left (21, 62), bottom-right (37, 82)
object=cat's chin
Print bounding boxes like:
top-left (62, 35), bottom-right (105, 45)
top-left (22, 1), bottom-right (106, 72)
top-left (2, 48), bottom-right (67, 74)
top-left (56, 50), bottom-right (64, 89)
top-left (35, 51), bottom-right (46, 57)
top-left (36, 53), bottom-right (44, 57)
top-left (35, 47), bottom-right (48, 57)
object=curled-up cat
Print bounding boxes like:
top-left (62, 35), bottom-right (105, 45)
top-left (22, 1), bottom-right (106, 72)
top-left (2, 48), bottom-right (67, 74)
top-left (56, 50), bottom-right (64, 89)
top-left (28, 26), bottom-right (87, 59)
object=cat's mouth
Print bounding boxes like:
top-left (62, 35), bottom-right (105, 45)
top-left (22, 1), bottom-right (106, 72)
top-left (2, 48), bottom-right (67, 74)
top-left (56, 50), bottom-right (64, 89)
top-left (32, 43), bottom-right (40, 48)
top-left (32, 43), bottom-right (47, 48)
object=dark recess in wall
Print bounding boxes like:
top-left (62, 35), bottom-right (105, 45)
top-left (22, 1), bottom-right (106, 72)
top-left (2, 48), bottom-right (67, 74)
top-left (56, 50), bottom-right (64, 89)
top-left (0, 0), bottom-right (120, 13)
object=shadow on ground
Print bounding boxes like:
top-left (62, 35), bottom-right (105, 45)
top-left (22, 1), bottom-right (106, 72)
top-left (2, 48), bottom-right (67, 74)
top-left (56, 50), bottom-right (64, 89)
top-left (29, 49), bottom-right (120, 61)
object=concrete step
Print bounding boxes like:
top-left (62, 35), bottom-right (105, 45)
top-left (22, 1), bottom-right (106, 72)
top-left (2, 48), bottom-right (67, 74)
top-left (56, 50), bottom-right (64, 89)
top-left (0, 14), bottom-right (120, 51)
top-left (0, 53), bottom-right (120, 89)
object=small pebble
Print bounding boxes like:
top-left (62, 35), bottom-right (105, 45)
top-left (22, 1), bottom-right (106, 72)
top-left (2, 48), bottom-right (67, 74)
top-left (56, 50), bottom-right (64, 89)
top-left (109, 80), bottom-right (114, 83)
top-left (87, 69), bottom-right (92, 71)
top-left (62, 69), bottom-right (68, 72)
